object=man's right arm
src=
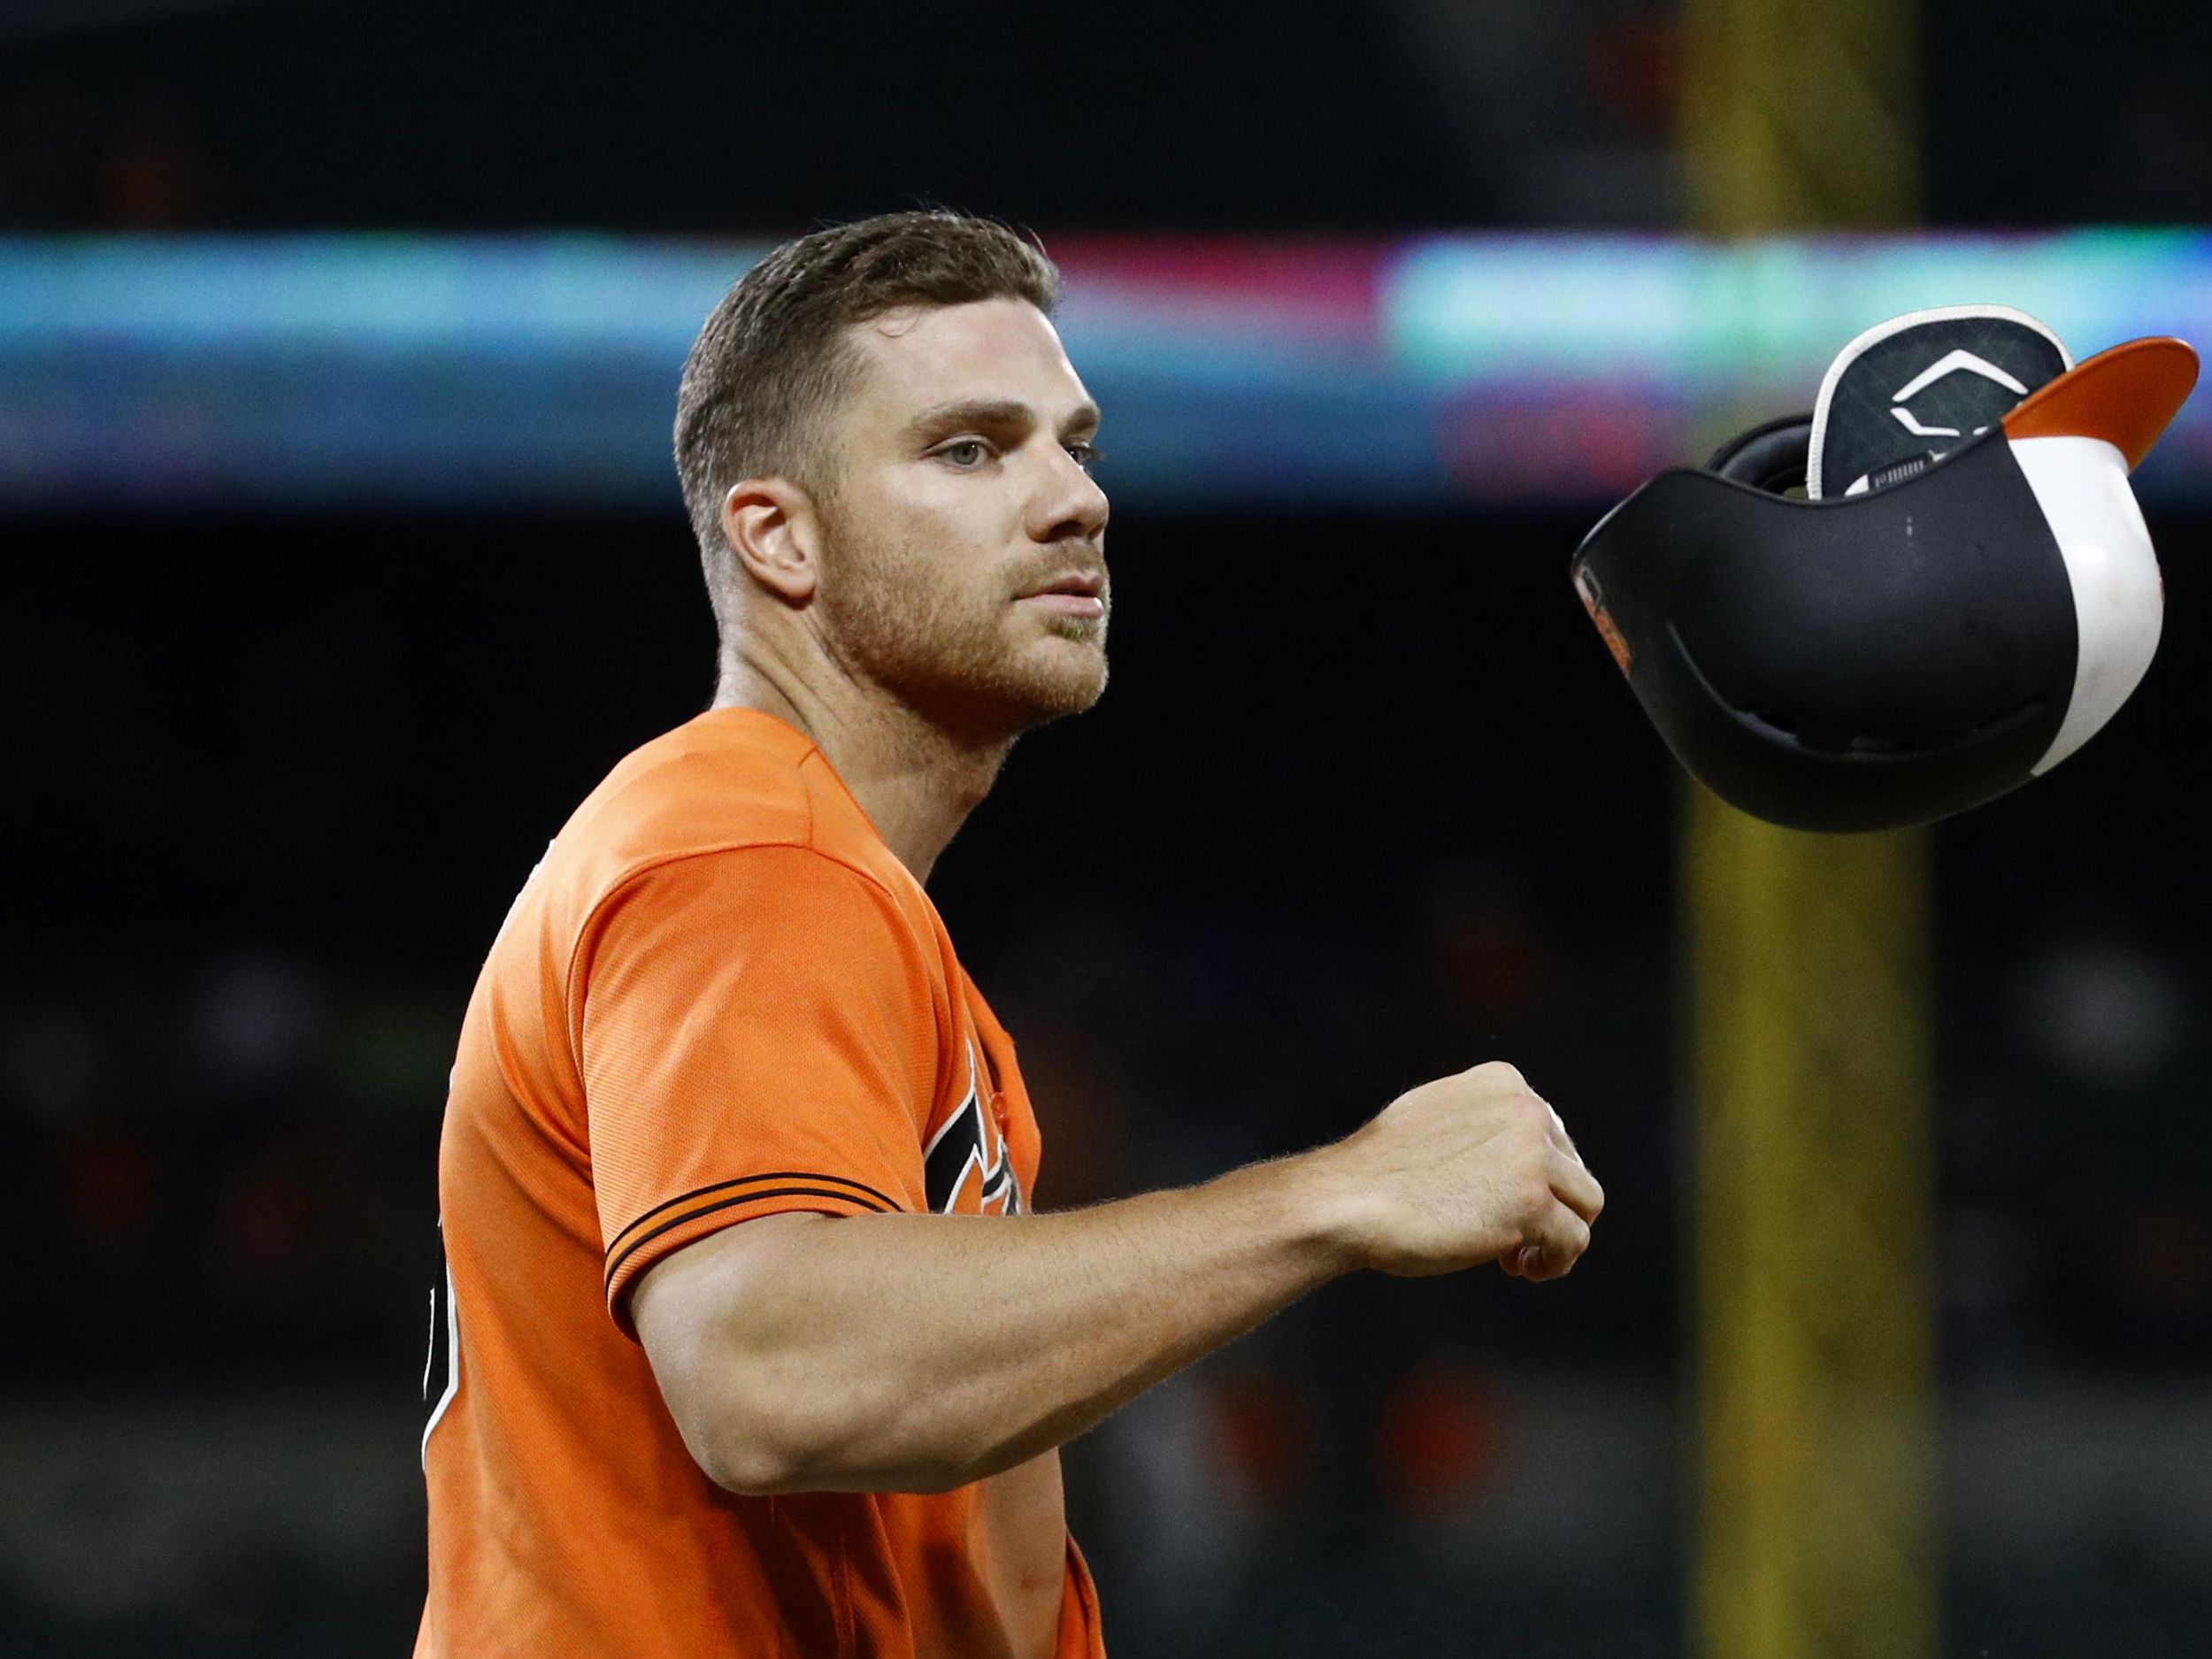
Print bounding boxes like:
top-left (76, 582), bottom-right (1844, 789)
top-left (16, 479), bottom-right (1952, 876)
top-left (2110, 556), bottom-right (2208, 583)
top-left (633, 1061), bottom-right (1601, 1497)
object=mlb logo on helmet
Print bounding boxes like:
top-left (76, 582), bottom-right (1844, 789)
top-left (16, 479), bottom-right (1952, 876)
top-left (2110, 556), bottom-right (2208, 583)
top-left (1570, 305), bottom-right (2200, 832)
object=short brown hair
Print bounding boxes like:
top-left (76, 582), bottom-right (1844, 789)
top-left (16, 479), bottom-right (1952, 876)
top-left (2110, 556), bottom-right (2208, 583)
top-left (672, 210), bottom-right (1062, 592)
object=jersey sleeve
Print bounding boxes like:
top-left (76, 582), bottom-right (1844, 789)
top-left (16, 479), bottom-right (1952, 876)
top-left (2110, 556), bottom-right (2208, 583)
top-left (577, 845), bottom-right (941, 1333)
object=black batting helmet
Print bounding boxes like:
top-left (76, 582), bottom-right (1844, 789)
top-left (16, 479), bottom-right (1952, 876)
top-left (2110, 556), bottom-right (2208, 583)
top-left (1571, 308), bottom-right (2198, 832)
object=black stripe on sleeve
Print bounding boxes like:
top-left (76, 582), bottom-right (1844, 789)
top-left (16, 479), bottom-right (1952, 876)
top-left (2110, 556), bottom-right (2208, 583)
top-left (603, 1185), bottom-right (895, 1293)
top-left (604, 1170), bottom-right (903, 1259)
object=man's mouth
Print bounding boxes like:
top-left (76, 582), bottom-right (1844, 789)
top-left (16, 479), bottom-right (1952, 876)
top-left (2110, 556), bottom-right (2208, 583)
top-left (1018, 569), bottom-right (1108, 620)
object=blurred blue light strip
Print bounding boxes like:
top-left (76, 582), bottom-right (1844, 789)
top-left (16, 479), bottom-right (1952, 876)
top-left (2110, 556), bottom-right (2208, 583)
top-left (2, 231), bottom-right (2208, 512)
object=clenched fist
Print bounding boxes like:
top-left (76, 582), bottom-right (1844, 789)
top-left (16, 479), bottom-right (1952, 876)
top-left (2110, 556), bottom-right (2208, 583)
top-left (1310, 1062), bottom-right (1602, 1281)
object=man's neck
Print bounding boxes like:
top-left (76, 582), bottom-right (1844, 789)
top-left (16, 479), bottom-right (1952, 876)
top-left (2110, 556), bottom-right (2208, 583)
top-left (714, 652), bottom-right (1010, 886)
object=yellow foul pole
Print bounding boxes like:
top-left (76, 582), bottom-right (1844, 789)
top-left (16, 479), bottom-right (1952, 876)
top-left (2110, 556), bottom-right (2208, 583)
top-left (1677, 1), bottom-right (1936, 1655)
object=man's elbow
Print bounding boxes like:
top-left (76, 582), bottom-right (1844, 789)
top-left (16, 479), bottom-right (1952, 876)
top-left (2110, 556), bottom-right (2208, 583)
top-left (684, 1383), bottom-right (982, 1497)
top-left (701, 1448), bottom-right (980, 1499)
top-left (692, 1429), bottom-right (808, 1498)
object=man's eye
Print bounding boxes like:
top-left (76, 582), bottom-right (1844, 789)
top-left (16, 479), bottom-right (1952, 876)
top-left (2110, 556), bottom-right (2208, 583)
top-left (941, 440), bottom-right (990, 467)
top-left (1066, 441), bottom-right (1102, 469)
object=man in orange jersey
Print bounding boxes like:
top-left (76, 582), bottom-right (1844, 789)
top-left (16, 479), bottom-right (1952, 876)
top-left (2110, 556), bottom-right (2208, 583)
top-left (417, 211), bottom-right (1605, 1658)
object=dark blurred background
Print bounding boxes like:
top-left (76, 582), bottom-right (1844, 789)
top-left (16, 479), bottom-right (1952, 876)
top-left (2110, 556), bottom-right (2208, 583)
top-left (7, 0), bottom-right (2212, 231)
top-left (4, 2), bottom-right (2211, 1655)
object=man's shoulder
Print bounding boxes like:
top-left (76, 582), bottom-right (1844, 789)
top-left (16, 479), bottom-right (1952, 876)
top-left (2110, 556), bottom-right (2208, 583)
top-left (581, 708), bottom-right (815, 858)
top-left (542, 707), bottom-right (902, 930)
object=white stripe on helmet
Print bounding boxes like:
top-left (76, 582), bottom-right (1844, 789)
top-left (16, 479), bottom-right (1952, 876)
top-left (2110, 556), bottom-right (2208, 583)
top-left (2009, 434), bottom-right (2163, 775)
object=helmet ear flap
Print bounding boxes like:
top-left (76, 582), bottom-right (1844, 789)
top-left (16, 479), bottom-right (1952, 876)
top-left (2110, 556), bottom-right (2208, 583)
top-left (1708, 413), bottom-right (1815, 495)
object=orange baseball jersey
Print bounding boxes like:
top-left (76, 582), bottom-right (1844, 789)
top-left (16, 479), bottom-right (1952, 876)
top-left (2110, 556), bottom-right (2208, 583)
top-left (417, 707), bottom-right (1106, 1658)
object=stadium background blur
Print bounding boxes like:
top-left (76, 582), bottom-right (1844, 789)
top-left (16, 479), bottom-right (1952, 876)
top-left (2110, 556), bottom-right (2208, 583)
top-left (4, 2), bottom-right (2209, 1654)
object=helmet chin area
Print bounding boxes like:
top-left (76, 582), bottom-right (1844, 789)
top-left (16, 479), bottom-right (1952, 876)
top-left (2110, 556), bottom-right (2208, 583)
top-left (2008, 435), bottom-right (2163, 776)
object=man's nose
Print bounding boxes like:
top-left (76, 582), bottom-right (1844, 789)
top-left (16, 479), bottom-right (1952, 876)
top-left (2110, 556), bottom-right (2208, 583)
top-left (1032, 448), bottom-right (1110, 545)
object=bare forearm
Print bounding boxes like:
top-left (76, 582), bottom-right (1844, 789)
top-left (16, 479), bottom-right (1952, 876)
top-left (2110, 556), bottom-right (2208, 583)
top-left (637, 1151), bottom-right (1353, 1494)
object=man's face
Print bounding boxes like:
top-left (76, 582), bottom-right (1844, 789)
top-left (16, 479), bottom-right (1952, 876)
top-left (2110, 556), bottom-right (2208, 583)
top-left (810, 297), bottom-right (1110, 744)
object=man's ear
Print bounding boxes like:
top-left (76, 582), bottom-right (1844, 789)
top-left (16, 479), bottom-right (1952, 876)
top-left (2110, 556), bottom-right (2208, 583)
top-left (721, 478), bottom-right (819, 606)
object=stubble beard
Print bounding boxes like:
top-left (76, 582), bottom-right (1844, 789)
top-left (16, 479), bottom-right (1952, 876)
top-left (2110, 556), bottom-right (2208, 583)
top-left (816, 515), bottom-right (1110, 749)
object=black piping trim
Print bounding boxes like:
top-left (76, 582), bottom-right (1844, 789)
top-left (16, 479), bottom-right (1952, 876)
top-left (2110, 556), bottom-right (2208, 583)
top-left (603, 1186), bottom-right (895, 1292)
top-left (604, 1170), bottom-right (902, 1258)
